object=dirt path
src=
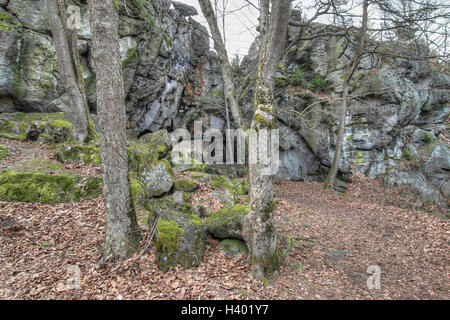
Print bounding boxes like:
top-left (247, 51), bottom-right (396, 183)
top-left (272, 180), bottom-right (449, 299)
top-left (0, 139), bottom-right (448, 299)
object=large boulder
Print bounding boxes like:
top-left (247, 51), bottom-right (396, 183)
top-left (219, 239), bottom-right (248, 258)
top-left (172, 1), bottom-right (198, 16)
top-left (147, 200), bottom-right (207, 271)
top-left (139, 159), bottom-right (174, 197)
top-left (0, 158), bottom-right (102, 203)
top-left (0, 112), bottom-right (72, 143)
top-left (206, 204), bottom-right (249, 240)
top-left (6, 0), bottom-right (49, 33)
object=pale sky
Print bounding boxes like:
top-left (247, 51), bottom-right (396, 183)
top-left (178, 0), bottom-right (260, 59)
top-left (175, 0), bottom-right (355, 59)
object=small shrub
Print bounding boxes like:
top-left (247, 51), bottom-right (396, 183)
top-left (422, 132), bottom-right (434, 144)
top-left (289, 68), bottom-right (305, 86)
top-left (308, 76), bottom-right (330, 93)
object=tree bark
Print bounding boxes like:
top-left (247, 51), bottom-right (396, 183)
top-left (88, 0), bottom-right (140, 260)
top-left (198, 0), bottom-right (248, 130)
top-left (45, 0), bottom-right (93, 142)
top-left (324, 0), bottom-right (369, 189)
top-left (242, 0), bottom-right (291, 279)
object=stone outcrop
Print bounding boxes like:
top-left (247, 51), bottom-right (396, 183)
top-left (0, 2), bottom-right (448, 206)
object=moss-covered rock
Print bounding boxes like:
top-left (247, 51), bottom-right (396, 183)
top-left (139, 159), bottom-right (174, 197)
top-left (127, 140), bottom-right (159, 175)
top-left (138, 129), bottom-right (171, 159)
top-left (174, 178), bottom-right (198, 192)
top-left (130, 171), bottom-right (146, 206)
top-left (0, 113), bottom-right (72, 143)
top-left (206, 204), bottom-right (249, 240)
top-left (53, 143), bottom-right (101, 164)
top-left (219, 239), bottom-right (249, 258)
top-left (147, 200), bottom-right (207, 272)
top-left (0, 144), bottom-right (12, 160)
top-left (6, 158), bottom-right (72, 175)
top-left (0, 170), bottom-right (102, 203)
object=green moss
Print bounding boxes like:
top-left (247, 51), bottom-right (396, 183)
top-left (0, 119), bottom-right (28, 140)
top-left (155, 219), bottom-right (183, 270)
top-left (127, 140), bottom-right (159, 174)
top-left (130, 172), bottom-right (146, 206)
top-left (254, 114), bottom-right (268, 127)
top-left (121, 46), bottom-right (138, 70)
top-left (8, 159), bottom-right (72, 175)
top-left (0, 145), bottom-right (9, 160)
top-left (251, 233), bottom-right (292, 277)
top-left (187, 213), bottom-right (204, 226)
top-left (208, 204), bottom-right (249, 227)
top-left (190, 172), bottom-right (205, 179)
top-left (210, 175), bottom-right (233, 190)
top-left (53, 143), bottom-right (101, 164)
top-left (0, 170), bottom-right (102, 203)
top-left (0, 113), bottom-right (73, 143)
top-left (174, 178), bottom-right (198, 192)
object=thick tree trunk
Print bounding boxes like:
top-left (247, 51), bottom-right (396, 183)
top-left (198, 0), bottom-right (247, 130)
top-left (242, 0), bottom-right (291, 279)
top-left (88, 0), bottom-right (140, 260)
top-left (45, 0), bottom-right (93, 142)
top-left (324, 0), bottom-right (369, 189)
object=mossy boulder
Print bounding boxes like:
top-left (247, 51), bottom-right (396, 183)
top-left (146, 200), bottom-right (207, 272)
top-left (127, 140), bottom-right (159, 175)
top-left (0, 144), bottom-right (14, 160)
top-left (174, 178), bottom-right (198, 192)
top-left (53, 143), bottom-right (101, 164)
top-left (130, 172), bottom-right (146, 206)
top-left (0, 113), bottom-right (72, 143)
top-left (206, 204), bottom-right (249, 240)
top-left (172, 156), bottom-right (207, 173)
top-left (6, 158), bottom-right (72, 175)
top-left (138, 129), bottom-right (171, 159)
top-left (219, 239), bottom-right (249, 258)
top-left (0, 170), bottom-right (102, 203)
top-left (210, 175), bottom-right (249, 195)
top-left (139, 159), bottom-right (173, 197)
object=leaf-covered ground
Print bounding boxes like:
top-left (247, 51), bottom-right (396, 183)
top-left (0, 138), bottom-right (448, 300)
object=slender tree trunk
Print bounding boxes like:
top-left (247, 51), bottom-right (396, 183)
top-left (88, 0), bottom-right (140, 260)
top-left (45, 0), bottom-right (93, 142)
top-left (242, 0), bottom-right (291, 279)
top-left (198, 0), bottom-right (247, 130)
top-left (324, 0), bottom-right (369, 189)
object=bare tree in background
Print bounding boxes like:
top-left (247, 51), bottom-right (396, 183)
top-left (198, 0), bottom-right (248, 130)
top-left (242, 0), bottom-right (291, 279)
top-left (88, 0), bottom-right (140, 260)
top-left (45, 0), bottom-right (96, 142)
top-left (324, 0), bottom-right (369, 189)
top-left (376, 0), bottom-right (449, 58)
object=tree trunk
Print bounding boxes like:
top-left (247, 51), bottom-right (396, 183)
top-left (88, 0), bottom-right (140, 260)
top-left (198, 0), bottom-right (247, 130)
top-left (324, 0), bottom-right (369, 189)
top-left (45, 0), bottom-right (93, 142)
top-left (242, 0), bottom-right (291, 279)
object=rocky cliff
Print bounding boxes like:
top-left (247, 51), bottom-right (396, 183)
top-left (0, 0), bottom-right (448, 207)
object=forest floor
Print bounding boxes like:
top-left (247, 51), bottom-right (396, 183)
top-left (0, 138), bottom-right (449, 300)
